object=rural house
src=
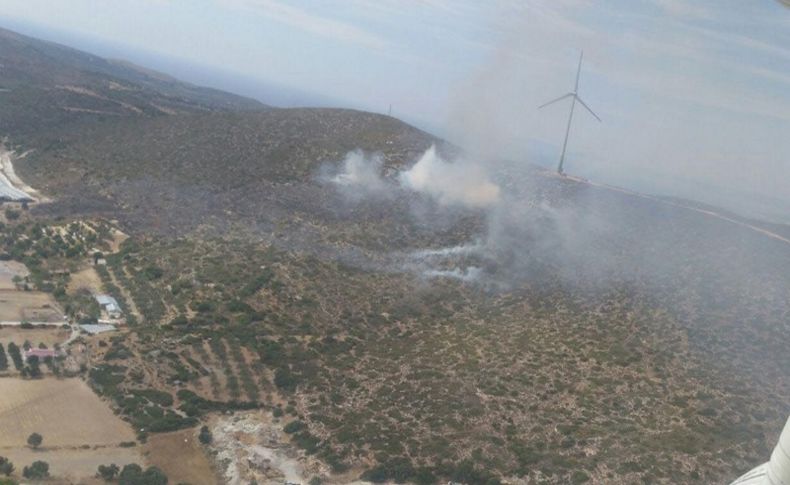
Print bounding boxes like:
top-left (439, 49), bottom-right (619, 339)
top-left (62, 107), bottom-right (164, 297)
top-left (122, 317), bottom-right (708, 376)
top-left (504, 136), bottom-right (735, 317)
top-left (95, 294), bottom-right (122, 319)
top-left (24, 348), bottom-right (58, 361)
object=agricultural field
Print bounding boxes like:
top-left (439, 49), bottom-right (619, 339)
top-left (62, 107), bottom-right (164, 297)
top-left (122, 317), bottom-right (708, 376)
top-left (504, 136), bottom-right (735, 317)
top-left (0, 289), bottom-right (64, 323)
top-left (0, 326), bottom-right (70, 349)
top-left (66, 265), bottom-right (103, 296)
top-left (3, 447), bottom-right (141, 484)
top-left (142, 428), bottom-right (218, 485)
top-left (0, 378), bottom-right (142, 482)
top-left (0, 378), bottom-right (136, 447)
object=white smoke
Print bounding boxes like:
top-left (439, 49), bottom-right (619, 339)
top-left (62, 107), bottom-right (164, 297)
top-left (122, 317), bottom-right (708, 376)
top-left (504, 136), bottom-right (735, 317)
top-left (423, 266), bottom-right (483, 282)
top-left (400, 145), bottom-right (500, 209)
top-left (329, 145), bottom-right (500, 210)
top-left (327, 146), bottom-right (501, 282)
top-left (330, 150), bottom-right (389, 197)
top-left (405, 242), bottom-right (484, 281)
top-left (410, 242), bottom-right (483, 260)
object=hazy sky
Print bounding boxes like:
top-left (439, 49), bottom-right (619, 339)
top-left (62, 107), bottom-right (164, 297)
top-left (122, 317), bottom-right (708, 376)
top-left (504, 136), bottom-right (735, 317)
top-left (1, 0), bottom-right (789, 221)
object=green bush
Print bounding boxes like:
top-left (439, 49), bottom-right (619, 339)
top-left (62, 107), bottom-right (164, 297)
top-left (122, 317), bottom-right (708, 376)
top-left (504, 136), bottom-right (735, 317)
top-left (571, 470), bottom-right (590, 484)
top-left (98, 463), bottom-right (120, 480)
top-left (284, 420), bottom-right (306, 434)
top-left (131, 389), bottom-right (174, 407)
top-left (119, 464), bottom-right (168, 485)
top-left (199, 426), bottom-right (212, 445)
top-left (274, 367), bottom-right (298, 392)
top-left (0, 456), bottom-right (14, 477)
top-left (22, 461), bottom-right (48, 479)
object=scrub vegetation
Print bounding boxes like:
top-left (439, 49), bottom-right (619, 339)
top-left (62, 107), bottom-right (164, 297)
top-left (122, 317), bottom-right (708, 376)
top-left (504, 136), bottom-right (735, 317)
top-left (0, 25), bottom-right (787, 485)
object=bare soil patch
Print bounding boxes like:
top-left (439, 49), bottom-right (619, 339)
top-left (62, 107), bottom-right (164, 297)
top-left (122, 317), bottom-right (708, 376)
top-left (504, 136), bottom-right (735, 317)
top-left (108, 227), bottom-right (128, 253)
top-left (67, 264), bottom-right (104, 295)
top-left (142, 428), bottom-right (217, 485)
top-left (0, 326), bottom-right (70, 348)
top-left (0, 289), bottom-right (64, 322)
top-left (0, 260), bottom-right (28, 289)
top-left (0, 378), bottom-right (137, 448)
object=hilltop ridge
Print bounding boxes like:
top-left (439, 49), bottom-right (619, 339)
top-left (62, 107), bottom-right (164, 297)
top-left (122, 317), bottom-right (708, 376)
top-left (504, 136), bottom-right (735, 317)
top-left (0, 26), bottom-right (265, 136)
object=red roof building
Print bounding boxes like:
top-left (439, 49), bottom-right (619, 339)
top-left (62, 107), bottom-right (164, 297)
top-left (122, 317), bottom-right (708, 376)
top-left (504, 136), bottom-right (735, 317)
top-left (24, 348), bottom-right (58, 360)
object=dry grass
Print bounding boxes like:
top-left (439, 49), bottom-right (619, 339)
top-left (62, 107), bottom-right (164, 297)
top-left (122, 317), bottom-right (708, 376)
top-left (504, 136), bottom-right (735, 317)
top-left (0, 326), bottom-right (70, 348)
top-left (67, 265), bottom-right (103, 295)
top-left (0, 378), bottom-right (143, 483)
top-left (142, 428), bottom-right (218, 485)
top-left (0, 290), bottom-right (63, 322)
top-left (2, 445), bottom-right (141, 484)
top-left (108, 228), bottom-right (129, 253)
top-left (0, 378), bottom-right (137, 448)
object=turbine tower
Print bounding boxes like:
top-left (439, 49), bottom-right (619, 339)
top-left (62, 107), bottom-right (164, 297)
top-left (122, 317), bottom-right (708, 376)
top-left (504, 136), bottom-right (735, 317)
top-left (539, 51), bottom-right (601, 175)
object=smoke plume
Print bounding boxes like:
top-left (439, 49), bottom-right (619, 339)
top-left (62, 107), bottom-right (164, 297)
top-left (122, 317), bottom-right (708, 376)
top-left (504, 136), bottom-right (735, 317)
top-left (329, 145), bottom-right (500, 211)
top-left (329, 150), bottom-right (390, 198)
top-left (399, 145), bottom-right (500, 209)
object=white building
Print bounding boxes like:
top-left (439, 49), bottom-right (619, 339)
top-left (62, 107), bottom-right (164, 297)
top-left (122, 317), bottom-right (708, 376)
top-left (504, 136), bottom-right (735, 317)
top-left (95, 294), bottom-right (122, 319)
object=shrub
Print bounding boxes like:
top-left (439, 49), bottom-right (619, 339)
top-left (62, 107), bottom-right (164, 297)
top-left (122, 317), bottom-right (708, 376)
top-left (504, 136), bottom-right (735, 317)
top-left (119, 464), bottom-right (143, 484)
top-left (361, 457), bottom-right (419, 483)
top-left (98, 463), bottom-right (120, 480)
top-left (22, 461), bottom-right (49, 479)
top-left (284, 420), bottom-right (306, 434)
top-left (292, 431), bottom-right (320, 454)
top-left (118, 464), bottom-right (168, 485)
top-left (143, 266), bottom-right (164, 280)
top-left (0, 456), bottom-right (14, 477)
top-left (26, 433), bottom-right (42, 449)
top-left (198, 426), bottom-right (212, 445)
top-left (141, 466), bottom-right (168, 485)
top-left (131, 389), bottom-right (174, 407)
top-left (176, 389), bottom-right (259, 417)
top-left (274, 367), bottom-right (298, 392)
top-left (571, 470), bottom-right (590, 484)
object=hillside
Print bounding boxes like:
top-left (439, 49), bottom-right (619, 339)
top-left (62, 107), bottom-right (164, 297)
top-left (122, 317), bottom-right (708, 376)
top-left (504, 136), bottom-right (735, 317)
top-left (0, 26), bottom-right (265, 136)
top-left (10, 105), bottom-right (789, 482)
top-left (16, 107), bottom-right (460, 249)
top-left (0, 27), bottom-right (788, 485)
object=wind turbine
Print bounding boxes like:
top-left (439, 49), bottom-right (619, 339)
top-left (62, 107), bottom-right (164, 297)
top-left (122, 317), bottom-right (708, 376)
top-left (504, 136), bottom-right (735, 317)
top-left (539, 51), bottom-right (601, 175)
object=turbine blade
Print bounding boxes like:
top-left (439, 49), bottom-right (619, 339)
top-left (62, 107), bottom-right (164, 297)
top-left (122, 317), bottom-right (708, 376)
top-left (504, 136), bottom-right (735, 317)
top-left (575, 95), bottom-right (601, 122)
top-left (538, 93), bottom-right (574, 109)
